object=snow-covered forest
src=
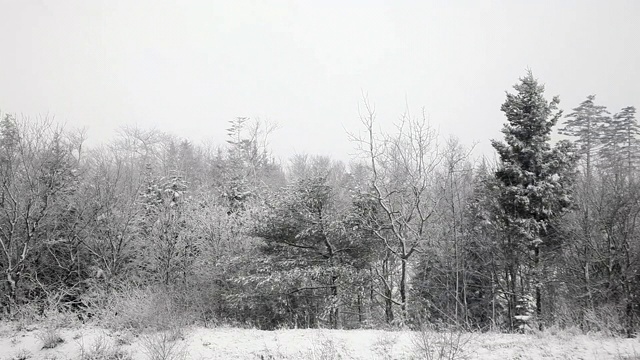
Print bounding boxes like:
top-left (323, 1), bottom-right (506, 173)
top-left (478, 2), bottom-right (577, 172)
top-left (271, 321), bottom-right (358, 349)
top-left (2, 71), bottom-right (639, 339)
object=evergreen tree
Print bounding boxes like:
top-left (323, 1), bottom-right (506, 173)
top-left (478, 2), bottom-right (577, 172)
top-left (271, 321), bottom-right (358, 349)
top-left (559, 95), bottom-right (609, 313)
top-left (253, 175), bottom-right (362, 328)
top-left (491, 71), bottom-right (578, 330)
top-left (600, 106), bottom-right (639, 181)
top-left (139, 174), bottom-right (190, 286)
top-left (560, 95), bottom-right (609, 182)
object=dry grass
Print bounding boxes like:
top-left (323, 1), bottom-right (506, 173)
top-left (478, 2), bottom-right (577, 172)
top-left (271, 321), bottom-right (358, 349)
top-left (372, 332), bottom-right (398, 359)
top-left (303, 332), bottom-right (350, 360)
top-left (139, 329), bottom-right (189, 360)
top-left (77, 333), bottom-right (133, 360)
top-left (9, 348), bottom-right (32, 360)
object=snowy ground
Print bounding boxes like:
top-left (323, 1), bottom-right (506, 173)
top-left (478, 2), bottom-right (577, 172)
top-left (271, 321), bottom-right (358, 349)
top-left (1, 324), bottom-right (639, 359)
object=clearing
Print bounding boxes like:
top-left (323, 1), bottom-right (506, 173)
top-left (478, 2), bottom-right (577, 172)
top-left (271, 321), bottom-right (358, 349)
top-left (1, 324), bottom-right (639, 359)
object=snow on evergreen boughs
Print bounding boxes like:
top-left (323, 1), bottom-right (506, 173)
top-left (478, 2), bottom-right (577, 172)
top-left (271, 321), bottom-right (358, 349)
top-left (490, 71), bottom-right (578, 330)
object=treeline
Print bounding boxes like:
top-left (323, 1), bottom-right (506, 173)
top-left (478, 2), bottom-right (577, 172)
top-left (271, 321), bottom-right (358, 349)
top-left (1, 72), bottom-right (639, 335)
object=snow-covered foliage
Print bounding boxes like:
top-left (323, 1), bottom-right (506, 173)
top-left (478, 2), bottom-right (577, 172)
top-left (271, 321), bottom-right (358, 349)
top-left (489, 71), bottom-right (578, 330)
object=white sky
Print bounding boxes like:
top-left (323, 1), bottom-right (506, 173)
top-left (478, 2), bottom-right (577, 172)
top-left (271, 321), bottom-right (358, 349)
top-left (1, 0), bottom-right (639, 163)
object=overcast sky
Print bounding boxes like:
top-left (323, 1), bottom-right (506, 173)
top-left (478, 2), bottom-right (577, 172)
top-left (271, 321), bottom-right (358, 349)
top-left (1, 0), bottom-right (639, 163)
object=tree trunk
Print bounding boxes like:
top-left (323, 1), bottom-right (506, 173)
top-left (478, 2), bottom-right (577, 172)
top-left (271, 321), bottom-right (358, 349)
top-left (330, 274), bottom-right (339, 329)
top-left (385, 288), bottom-right (394, 324)
top-left (369, 268), bottom-right (375, 323)
top-left (357, 292), bottom-right (363, 325)
top-left (506, 233), bottom-right (518, 331)
top-left (383, 256), bottom-right (394, 324)
top-left (508, 262), bottom-right (517, 331)
top-left (400, 258), bottom-right (408, 322)
top-left (534, 245), bottom-right (542, 330)
top-left (491, 271), bottom-right (496, 330)
top-left (583, 153), bottom-right (595, 315)
top-left (4, 271), bottom-right (18, 316)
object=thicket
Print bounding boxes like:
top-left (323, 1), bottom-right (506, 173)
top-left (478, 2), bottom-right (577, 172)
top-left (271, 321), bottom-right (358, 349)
top-left (1, 73), bottom-right (639, 336)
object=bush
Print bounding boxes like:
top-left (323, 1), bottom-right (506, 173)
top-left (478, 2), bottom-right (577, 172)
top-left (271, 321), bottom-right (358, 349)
top-left (411, 323), bottom-right (473, 360)
top-left (583, 304), bottom-right (626, 336)
top-left (140, 330), bottom-right (188, 360)
top-left (94, 285), bottom-right (191, 332)
top-left (36, 328), bottom-right (64, 349)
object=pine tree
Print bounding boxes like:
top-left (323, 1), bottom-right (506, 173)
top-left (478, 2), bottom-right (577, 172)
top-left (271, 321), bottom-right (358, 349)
top-left (600, 106), bottom-right (639, 181)
top-left (595, 106), bottom-right (640, 336)
top-left (560, 95), bottom-right (609, 183)
top-left (491, 71), bottom-right (578, 330)
top-left (559, 95), bottom-right (609, 312)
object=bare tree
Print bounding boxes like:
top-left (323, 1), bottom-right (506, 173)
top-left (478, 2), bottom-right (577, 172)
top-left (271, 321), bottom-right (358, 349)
top-left (350, 98), bottom-right (443, 322)
top-left (0, 115), bottom-right (79, 314)
top-left (79, 145), bottom-right (144, 287)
